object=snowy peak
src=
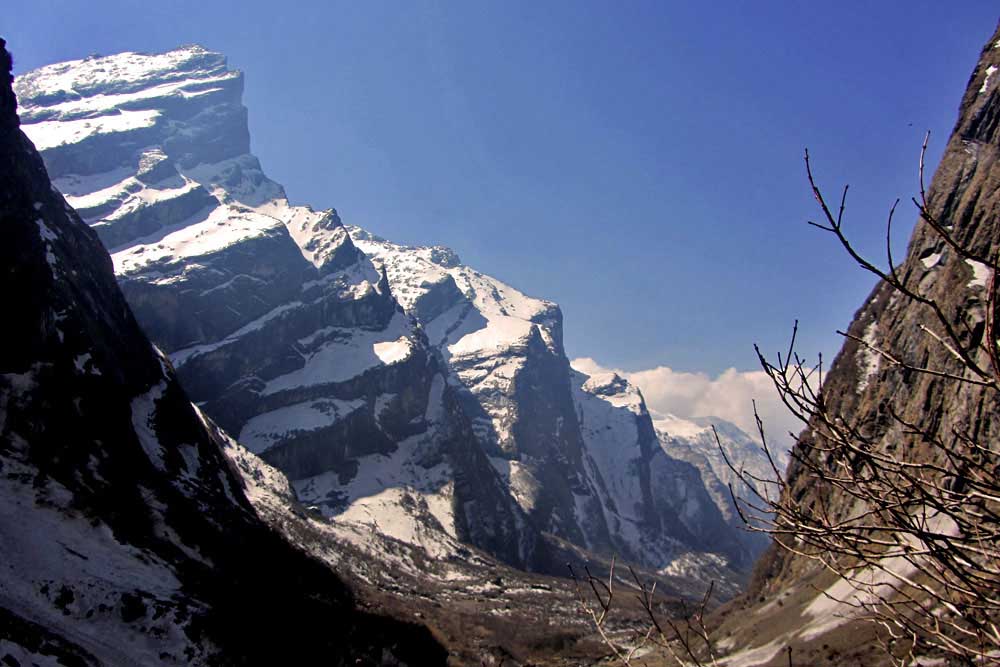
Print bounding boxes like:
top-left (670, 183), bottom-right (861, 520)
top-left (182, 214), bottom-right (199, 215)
top-left (350, 226), bottom-right (562, 349)
top-left (570, 365), bottom-right (758, 572)
top-left (581, 371), bottom-right (637, 401)
top-left (651, 409), bottom-right (786, 478)
top-left (15, 45), bottom-right (233, 115)
top-left (353, 225), bottom-right (761, 574)
top-left (651, 409), bottom-right (780, 553)
top-left (650, 411), bottom-right (714, 439)
top-left (17, 45), bottom-right (248, 180)
top-left (285, 206), bottom-right (365, 273)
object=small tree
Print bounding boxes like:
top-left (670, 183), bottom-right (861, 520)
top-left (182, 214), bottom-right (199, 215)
top-left (569, 557), bottom-right (721, 666)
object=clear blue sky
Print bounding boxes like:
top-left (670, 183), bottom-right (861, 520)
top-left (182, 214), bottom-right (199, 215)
top-left (6, 2), bottom-right (999, 375)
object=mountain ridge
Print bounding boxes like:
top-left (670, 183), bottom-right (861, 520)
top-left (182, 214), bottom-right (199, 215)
top-left (13, 43), bottom-right (773, 588)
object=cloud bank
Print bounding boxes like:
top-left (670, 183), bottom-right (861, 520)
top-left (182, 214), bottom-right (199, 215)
top-left (571, 357), bottom-right (802, 451)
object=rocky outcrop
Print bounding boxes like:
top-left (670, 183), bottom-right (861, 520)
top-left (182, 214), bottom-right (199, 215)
top-left (711, 22), bottom-right (1000, 666)
top-left (755, 21), bottom-right (1000, 602)
top-left (0, 37), bottom-right (444, 665)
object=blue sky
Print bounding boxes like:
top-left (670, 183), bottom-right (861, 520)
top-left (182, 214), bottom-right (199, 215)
top-left (6, 2), bottom-right (999, 377)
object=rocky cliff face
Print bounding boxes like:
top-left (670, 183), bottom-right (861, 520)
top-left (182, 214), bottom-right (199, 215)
top-left (0, 38), bottom-right (443, 665)
top-left (14, 45), bottom-right (759, 581)
top-left (710, 23), bottom-right (1000, 667)
top-left (572, 372), bottom-right (764, 570)
top-left (756, 21), bottom-right (1000, 601)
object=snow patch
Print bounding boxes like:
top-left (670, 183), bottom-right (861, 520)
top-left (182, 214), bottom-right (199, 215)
top-left (855, 321), bottom-right (881, 394)
top-left (799, 510), bottom-right (957, 641)
top-left (131, 381), bottom-right (167, 471)
top-left (35, 219), bottom-right (58, 242)
top-left (650, 411), bottom-right (710, 439)
top-left (447, 316), bottom-right (535, 356)
top-left (53, 167), bottom-right (135, 200)
top-left (35, 219), bottom-right (60, 273)
top-left (373, 337), bottom-right (414, 365)
top-left (22, 109), bottom-right (161, 151)
top-left (980, 64), bottom-right (998, 93)
top-left (920, 251), bottom-right (943, 269)
top-left (966, 258), bottom-right (991, 289)
top-left (293, 430), bottom-right (461, 558)
top-left (111, 204), bottom-right (283, 274)
top-left (489, 457), bottom-right (542, 514)
top-left (660, 551), bottom-right (727, 579)
top-left (238, 399), bottom-right (366, 454)
top-left (263, 312), bottom-right (415, 394)
top-left (0, 456), bottom-right (189, 665)
top-left (73, 353), bottom-right (101, 376)
top-left (719, 637), bottom-right (786, 667)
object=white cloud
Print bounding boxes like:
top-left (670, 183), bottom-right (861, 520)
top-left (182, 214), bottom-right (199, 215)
top-left (571, 357), bottom-right (803, 451)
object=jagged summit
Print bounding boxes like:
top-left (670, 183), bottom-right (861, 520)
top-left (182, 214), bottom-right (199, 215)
top-left (581, 371), bottom-right (632, 396)
top-left (15, 44), bottom-right (229, 106)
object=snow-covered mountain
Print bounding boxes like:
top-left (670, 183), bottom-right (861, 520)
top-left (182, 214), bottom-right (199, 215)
top-left (0, 37), bottom-right (443, 664)
top-left (352, 228), bottom-right (768, 568)
top-left (14, 44), bottom-right (764, 579)
top-left (14, 45), bottom-right (539, 571)
top-left (355, 230), bottom-right (765, 569)
top-left (652, 412), bottom-right (787, 557)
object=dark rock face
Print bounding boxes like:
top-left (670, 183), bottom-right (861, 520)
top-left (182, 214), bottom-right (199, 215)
top-left (753, 23), bottom-right (1000, 601)
top-left (710, 22), bottom-right (1000, 665)
top-left (0, 37), bottom-right (444, 665)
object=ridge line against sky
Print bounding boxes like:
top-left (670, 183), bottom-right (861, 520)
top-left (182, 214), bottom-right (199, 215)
top-left (571, 357), bottom-right (800, 450)
top-left (6, 2), bottom-right (999, 380)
